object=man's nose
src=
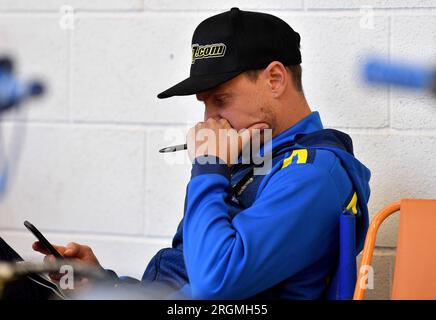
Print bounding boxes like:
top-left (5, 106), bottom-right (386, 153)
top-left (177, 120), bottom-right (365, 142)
top-left (204, 105), bottom-right (221, 121)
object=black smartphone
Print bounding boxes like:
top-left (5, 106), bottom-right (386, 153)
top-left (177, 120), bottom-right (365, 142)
top-left (24, 220), bottom-right (63, 259)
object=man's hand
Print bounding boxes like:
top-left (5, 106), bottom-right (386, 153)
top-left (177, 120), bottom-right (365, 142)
top-left (32, 241), bottom-right (101, 285)
top-left (187, 118), bottom-right (269, 166)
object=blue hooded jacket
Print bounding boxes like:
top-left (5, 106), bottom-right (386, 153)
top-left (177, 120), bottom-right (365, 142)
top-left (137, 111), bottom-right (371, 300)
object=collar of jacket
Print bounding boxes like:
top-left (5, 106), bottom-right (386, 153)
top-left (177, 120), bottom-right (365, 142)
top-left (235, 110), bottom-right (324, 165)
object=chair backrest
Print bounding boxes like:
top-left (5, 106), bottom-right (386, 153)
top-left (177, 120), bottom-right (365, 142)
top-left (391, 199), bottom-right (436, 299)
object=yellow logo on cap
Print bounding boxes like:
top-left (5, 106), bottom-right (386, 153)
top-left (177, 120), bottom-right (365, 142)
top-left (192, 43), bottom-right (227, 64)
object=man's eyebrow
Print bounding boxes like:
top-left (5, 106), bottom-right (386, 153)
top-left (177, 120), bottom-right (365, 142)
top-left (196, 92), bottom-right (232, 101)
top-left (212, 92), bottom-right (233, 99)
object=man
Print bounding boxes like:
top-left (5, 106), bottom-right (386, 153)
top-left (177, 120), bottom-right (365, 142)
top-left (31, 8), bottom-right (371, 299)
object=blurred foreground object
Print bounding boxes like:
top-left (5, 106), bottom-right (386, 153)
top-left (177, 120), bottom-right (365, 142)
top-left (362, 57), bottom-right (436, 96)
top-left (0, 56), bottom-right (45, 113)
top-left (0, 55), bottom-right (46, 198)
top-left (0, 259), bottom-right (111, 300)
top-left (0, 260), bottom-right (180, 300)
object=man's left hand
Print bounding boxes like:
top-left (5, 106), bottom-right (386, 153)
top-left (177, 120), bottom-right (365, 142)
top-left (187, 118), bottom-right (269, 166)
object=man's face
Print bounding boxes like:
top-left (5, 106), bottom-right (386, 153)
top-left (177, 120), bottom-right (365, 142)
top-left (196, 72), bottom-right (277, 134)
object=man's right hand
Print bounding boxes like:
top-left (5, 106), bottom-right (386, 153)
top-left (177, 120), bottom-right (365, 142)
top-left (32, 241), bottom-right (102, 283)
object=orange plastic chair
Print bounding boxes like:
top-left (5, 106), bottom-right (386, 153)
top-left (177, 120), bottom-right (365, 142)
top-left (354, 199), bottom-right (436, 300)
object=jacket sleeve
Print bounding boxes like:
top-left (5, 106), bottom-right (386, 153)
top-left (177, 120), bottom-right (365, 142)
top-left (183, 156), bottom-right (342, 299)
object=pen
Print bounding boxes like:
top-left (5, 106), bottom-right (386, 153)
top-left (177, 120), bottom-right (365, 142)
top-left (159, 143), bottom-right (187, 153)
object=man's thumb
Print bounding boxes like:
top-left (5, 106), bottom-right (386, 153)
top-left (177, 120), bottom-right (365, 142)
top-left (239, 123), bottom-right (270, 149)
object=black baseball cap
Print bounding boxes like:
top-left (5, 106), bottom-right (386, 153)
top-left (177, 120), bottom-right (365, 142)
top-left (157, 7), bottom-right (301, 99)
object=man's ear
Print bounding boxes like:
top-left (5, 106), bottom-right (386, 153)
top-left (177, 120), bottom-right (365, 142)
top-left (264, 61), bottom-right (288, 98)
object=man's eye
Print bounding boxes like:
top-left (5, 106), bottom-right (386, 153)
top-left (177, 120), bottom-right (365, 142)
top-left (215, 98), bottom-right (226, 106)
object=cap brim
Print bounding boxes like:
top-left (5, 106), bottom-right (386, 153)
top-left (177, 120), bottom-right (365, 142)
top-left (157, 71), bottom-right (242, 99)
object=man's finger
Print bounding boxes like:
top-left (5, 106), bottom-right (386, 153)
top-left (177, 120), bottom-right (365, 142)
top-left (48, 271), bottom-right (62, 282)
top-left (218, 118), bottom-right (232, 128)
top-left (32, 241), bottom-right (66, 257)
top-left (43, 254), bottom-right (56, 265)
top-left (63, 242), bottom-right (81, 257)
top-left (239, 123), bottom-right (270, 148)
top-left (32, 241), bottom-right (50, 255)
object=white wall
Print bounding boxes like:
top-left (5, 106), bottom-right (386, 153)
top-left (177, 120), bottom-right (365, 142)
top-left (0, 0), bottom-right (435, 299)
